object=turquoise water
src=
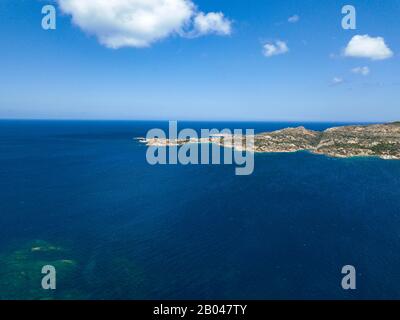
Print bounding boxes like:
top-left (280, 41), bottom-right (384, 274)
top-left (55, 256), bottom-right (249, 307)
top-left (0, 120), bottom-right (400, 299)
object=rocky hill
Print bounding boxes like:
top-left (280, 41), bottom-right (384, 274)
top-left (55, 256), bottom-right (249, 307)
top-left (140, 122), bottom-right (400, 160)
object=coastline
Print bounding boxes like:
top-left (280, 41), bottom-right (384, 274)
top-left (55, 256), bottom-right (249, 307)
top-left (138, 122), bottom-right (400, 160)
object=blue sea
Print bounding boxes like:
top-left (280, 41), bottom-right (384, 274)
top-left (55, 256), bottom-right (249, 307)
top-left (0, 120), bottom-right (400, 300)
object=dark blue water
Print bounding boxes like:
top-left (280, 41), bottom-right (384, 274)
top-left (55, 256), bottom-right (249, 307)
top-left (0, 120), bottom-right (400, 300)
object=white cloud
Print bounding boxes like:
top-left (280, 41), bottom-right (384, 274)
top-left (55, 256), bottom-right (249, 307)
top-left (263, 41), bottom-right (289, 57)
top-left (332, 77), bottom-right (344, 85)
top-left (192, 12), bottom-right (231, 36)
top-left (351, 66), bottom-right (370, 76)
top-left (57, 0), bottom-right (232, 49)
top-left (344, 35), bottom-right (393, 60)
top-left (288, 15), bottom-right (300, 23)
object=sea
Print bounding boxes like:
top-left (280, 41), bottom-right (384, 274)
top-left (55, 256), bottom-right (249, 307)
top-left (0, 120), bottom-right (400, 300)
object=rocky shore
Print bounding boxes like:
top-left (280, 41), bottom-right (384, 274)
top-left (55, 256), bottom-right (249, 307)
top-left (139, 122), bottom-right (400, 160)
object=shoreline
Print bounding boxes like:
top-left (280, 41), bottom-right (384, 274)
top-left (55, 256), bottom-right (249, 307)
top-left (138, 122), bottom-right (400, 160)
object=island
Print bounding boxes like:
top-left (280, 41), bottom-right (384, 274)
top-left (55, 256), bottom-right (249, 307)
top-left (139, 122), bottom-right (400, 160)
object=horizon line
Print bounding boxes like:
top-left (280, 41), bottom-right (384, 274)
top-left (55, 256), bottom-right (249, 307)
top-left (0, 117), bottom-right (391, 124)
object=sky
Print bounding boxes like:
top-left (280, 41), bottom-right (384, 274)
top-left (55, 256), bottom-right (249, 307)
top-left (0, 0), bottom-right (399, 122)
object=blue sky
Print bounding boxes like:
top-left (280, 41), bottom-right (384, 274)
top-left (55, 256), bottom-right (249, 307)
top-left (0, 0), bottom-right (399, 121)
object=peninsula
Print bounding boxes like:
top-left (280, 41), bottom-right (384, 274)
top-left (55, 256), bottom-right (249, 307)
top-left (139, 122), bottom-right (400, 160)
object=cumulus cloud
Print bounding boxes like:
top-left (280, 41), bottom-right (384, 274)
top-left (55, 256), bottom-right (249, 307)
top-left (351, 66), bottom-right (370, 76)
top-left (57, 0), bottom-right (232, 49)
top-left (263, 41), bottom-right (289, 57)
top-left (288, 15), bottom-right (300, 23)
top-left (344, 35), bottom-right (393, 60)
top-left (192, 12), bottom-right (231, 36)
